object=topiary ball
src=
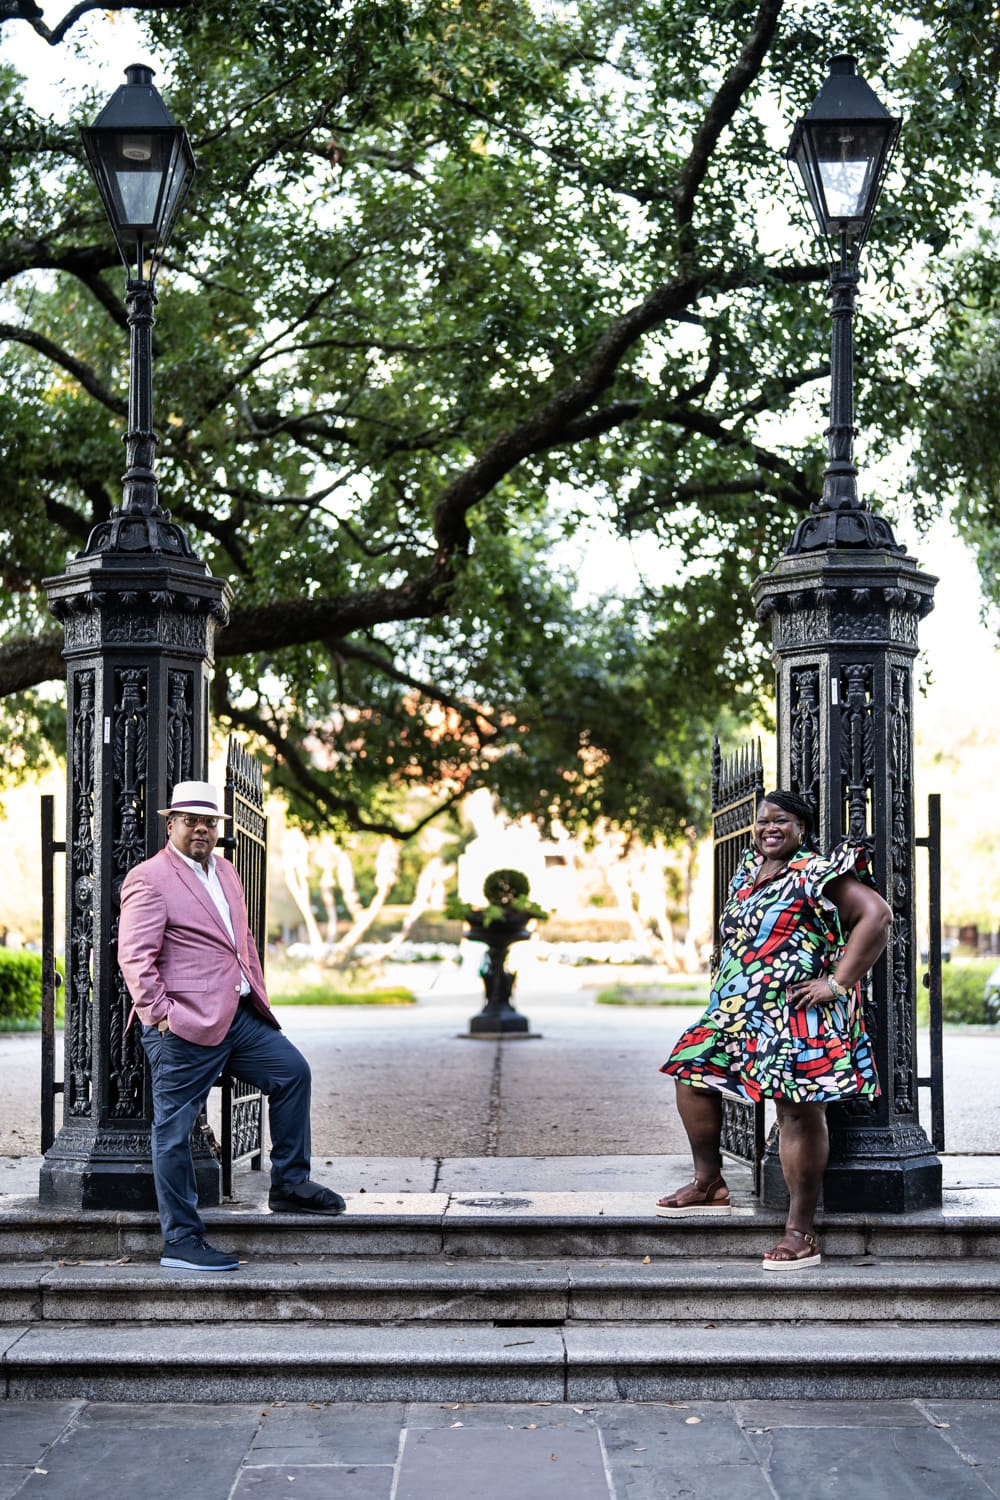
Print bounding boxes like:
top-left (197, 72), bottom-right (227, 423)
top-left (482, 868), bottom-right (531, 906)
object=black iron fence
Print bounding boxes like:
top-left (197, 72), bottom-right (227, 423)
top-left (711, 736), bottom-right (767, 1194)
top-left (219, 736), bottom-right (266, 1195)
top-left (916, 793), bottom-right (945, 1152)
top-left (39, 796), bottom-right (64, 1156)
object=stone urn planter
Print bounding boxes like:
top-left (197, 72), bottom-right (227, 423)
top-left (460, 869), bottom-right (546, 1039)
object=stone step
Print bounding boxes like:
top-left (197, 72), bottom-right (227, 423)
top-left (4, 1319), bottom-right (1000, 1402)
top-left (3, 1256), bottom-right (1000, 1325)
top-left (3, 1194), bottom-right (1000, 1262)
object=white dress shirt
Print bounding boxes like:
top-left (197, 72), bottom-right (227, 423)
top-left (172, 848), bottom-right (251, 996)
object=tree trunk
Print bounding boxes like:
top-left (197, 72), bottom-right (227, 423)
top-left (383, 855), bottom-right (450, 956)
top-left (322, 839), bottom-right (401, 967)
top-left (281, 828), bottom-right (324, 951)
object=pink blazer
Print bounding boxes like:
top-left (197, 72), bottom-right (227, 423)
top-left (117, 844), bottom-right (277, 1046)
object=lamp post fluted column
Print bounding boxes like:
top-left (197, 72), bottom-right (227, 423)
top-left (123, 276), bottom-right (158, 512)
top-left (822, 249), bottom-right (860, 506)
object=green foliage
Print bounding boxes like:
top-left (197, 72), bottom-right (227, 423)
top-left (596, 980), bottom-right (710, 1005)
top-left (2, 0), bottom-right (999, 843)
top-left (0, 691), bottom-right (64, 797)
top-left (271, 985), bottom-right (416, 1006)
top-left (446, 863), bottom-right (548, 927)
top-left (0, 949), bottom-right (43, 1026)
top-left (916, 960), bottom-right (997, 1026)
top-left (266, 955), bottom-right (415, 1003)
top-left (482, 869), bottom-right (531, 906)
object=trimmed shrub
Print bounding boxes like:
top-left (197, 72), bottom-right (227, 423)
top-left (0, 949), bottom-right (43, 1027)
top-left (917, 960), bottom-right (997, 1025)
top-left (482, 868), bottom-right (531, 906)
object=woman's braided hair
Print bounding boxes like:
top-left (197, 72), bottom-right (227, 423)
top-left (759, 789), bottom-right (821, 852)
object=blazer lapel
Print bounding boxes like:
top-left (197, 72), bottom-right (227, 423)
top-left (216, 858), bottom-right (249, 935)
top-left (164, 848), bottom-right (235, 946)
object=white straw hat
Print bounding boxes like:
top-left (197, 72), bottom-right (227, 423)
top-left (157, 780), bottom-right (231, 819)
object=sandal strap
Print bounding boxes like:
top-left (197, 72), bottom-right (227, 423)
top-left (660, 1175), bottom-right (729, 1207)
top-left (763, 1227), bottom-right (821, 1263)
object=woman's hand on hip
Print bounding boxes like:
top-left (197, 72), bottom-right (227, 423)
top-left (786, 978), bottom-right (838, 1011)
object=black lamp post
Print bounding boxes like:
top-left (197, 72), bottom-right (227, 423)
top-left (750, 56), bottom-right (941, 1212)
top-left (79, 63), bottom-right (195, 540)
top-left (40, 68), bottom-right (229, 1211)
top-left (785, 53), bottom-right (901, 553)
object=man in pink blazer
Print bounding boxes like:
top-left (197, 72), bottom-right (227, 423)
top-left (118, 780), bottom-right (346, 1272)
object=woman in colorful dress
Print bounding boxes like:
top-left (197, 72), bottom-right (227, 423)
top-left (657, 790), bottom-right (892, 1270)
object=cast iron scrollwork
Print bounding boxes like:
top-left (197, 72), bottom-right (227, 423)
top-left (109, 668), bottom-right (149, 1117)
top-left (789, 668), bottom-right (821, 823)
top-left (888, 666), bottom-right (915, 1114)
top-left (166, 671), bottom-right (194, 789)
top-left (838, 664), bottom-right (875, 844)
top-left (68, 672), bottom-right (96, 1114)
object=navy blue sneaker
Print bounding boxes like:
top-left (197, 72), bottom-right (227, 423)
top-left (268, 1181), bottom-right (347, 1215)
top-left (160, 1235), bottom-right (239, 1271)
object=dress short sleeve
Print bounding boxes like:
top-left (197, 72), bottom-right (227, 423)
top-left (796, 842), bottom-right (875, 939)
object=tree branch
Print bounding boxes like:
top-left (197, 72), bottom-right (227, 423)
top-left (429, 258), bottom-right (823, 555)
top-left (222, 698), bottom-right (470, 839)
top-left (0, 632), bottom-right (64, 694)
top-left (0, 239), bottom-right (119, 291)
top-left (2, 0), bottom-right (190, 45)
top-left (332, 638), bottom-right (499, 735)
top-left (650, 399), bottom-right (813, 507)
top-left (0, 322), bottom-right (126, 414)
top-left (673, 0), bottom-right (784, 227)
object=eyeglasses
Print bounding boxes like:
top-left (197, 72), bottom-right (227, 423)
top-left (176, 814), bottom-right (219, 829)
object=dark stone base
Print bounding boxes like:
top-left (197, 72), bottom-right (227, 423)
top-left (821, 1152), bottom-right (942, 1214)
top-left (761, 1132), bottom-right (943, 1214)
top-left (40, 1155), bottom-right (159, 1213)
top-left (38, 1128), bottom-right (222, 1213)
top-left (468, 1011), bottom-right (531, 1037)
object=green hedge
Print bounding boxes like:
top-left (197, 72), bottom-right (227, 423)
top-left (0, 949), bottom-right (43, 1027)
top-left (916, 960), bottom-right (997, 1026)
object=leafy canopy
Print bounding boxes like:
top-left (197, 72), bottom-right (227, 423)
top-left (1, 0), bottom-right (998, 840)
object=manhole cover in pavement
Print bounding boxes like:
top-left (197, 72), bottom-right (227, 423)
top-left (453, 1196), bottom-right (534, 1210)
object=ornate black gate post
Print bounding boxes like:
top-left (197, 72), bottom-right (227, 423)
top-left (752, 535), bottom-right (939, 1211)
top-left (38, 523), bottom-right (231, 1211)
top-left (37, 65), bottom-right (231, 1211)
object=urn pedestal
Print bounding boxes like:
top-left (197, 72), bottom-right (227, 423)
top-left (464, 912), bottom-right (535, 1038)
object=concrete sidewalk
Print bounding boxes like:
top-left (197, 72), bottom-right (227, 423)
top-left (3, 1395), bottom-right (1000, 1499)
top-left (4, 1148), bottom-right (1000, 1205)
top-left (4, 982), bottom-right (1000, 1158)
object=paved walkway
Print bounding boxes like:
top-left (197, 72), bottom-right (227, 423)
top-left (3, 1396), bottom-right (1000, 1498)
top-left (5, 975), bottom-right (1000, 1158)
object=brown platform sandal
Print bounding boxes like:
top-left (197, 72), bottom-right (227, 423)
top-left (655, 1175), bottom-right (732, 1218)
top-left (761, 1226), bottom-right (821, 1271)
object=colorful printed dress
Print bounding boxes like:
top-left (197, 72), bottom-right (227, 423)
top-left (661, 844), bottom-right (880, 1104)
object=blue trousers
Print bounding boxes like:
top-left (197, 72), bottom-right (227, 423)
top-left (140, 1002), bottom-right (312, 1243)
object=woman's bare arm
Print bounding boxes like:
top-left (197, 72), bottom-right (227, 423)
top-left (787, 874), bottom-right (893, 1011)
